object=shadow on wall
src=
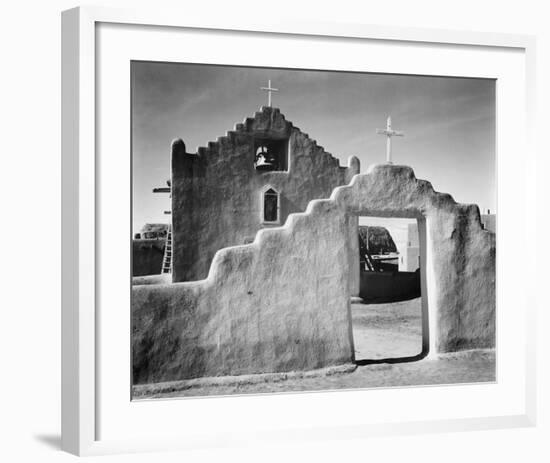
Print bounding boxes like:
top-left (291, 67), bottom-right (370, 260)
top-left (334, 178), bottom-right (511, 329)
top-left (359, 269), bottom-right (421, 303)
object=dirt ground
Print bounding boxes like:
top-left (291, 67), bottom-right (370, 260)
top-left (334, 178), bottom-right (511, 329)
top-left (351, 297), bottom-right (423, 360)
top-left (138, 298), bottom-right (495, 399)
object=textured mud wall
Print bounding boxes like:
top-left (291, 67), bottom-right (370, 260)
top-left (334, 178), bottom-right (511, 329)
top-left (133, 201), bottom-right (355, 384)
top-left (132, 240), bottom-right (165, 277)
top-left (335, 165), bottom-right (495, 352)
top-left (171, 106), bottom-right (359, 282)
top-left (132, 164), bottom-right (495, 384)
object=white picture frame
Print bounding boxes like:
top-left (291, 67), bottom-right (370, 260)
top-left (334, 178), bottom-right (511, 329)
top-left (62, 6), bottom-right (537, 456)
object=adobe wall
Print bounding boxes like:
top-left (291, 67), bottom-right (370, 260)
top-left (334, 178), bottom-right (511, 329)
top-left (336, 165), bottom-right (495, 352)
top-left (133, 201), bottom-right (356, 384)
top-left (359, 271), bottom-right (420, 303)
top-left (170, 106), bottom-right (360, 282)
top-left (132, 164), bottom-right (495, 384)
top-left (132, 240), bottom-right (165, 277)
top-left (400, 222), bottom-right (421, 272)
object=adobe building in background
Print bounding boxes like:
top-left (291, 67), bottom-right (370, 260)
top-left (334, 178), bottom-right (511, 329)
top-left (399, 222), bottom-right (421, 272)
top-left (170, 106), bottom-right (360, 283)
top-left (132, 224), bottom-right (169, 277)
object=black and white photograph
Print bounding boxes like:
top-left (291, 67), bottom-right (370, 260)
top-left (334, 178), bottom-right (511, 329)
top-left (3, 0), bottom-right (547, 460)
top-left (130, 62), bottom-right (496, 399)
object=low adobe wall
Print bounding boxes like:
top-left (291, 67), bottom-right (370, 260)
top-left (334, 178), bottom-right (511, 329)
top-left (132, 240), bottom-right (165, 277)
top-left (359, 270), bottom-right (421, 303)
top-left (132, 164), bottom-right (495, 384)
top-left (133, 201), bottom-right (355, 384)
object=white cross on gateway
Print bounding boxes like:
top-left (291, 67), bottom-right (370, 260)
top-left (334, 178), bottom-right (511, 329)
top-left (376, 116), bottom-right (404, 164)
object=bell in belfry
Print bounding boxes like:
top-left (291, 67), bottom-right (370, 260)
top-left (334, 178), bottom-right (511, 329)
top-left (255, 145), bottom-right (278, 171)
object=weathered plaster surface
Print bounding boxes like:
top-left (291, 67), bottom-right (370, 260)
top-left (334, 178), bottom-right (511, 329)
top-left (133, 273), bottom-right (171, 286)
top-left (133, 201), bottom-right (355, 384)
top-left (335, 165), bottom-right (495, 353)
top-left (171, 106), bottom-right (359, 282)
top-left (133, 164), bottom-right (495, 384)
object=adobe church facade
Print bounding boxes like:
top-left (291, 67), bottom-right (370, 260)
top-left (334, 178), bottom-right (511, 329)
top-left (133, 164), bottom-right (496, 384)
top-left (170, 106), bottom-right (360, 282)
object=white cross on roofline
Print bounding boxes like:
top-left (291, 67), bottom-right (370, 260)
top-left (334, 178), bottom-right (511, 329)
top-left (260, 79), bottom-right (279, 107)
top-left (376, 116), bottom-right (404, 164)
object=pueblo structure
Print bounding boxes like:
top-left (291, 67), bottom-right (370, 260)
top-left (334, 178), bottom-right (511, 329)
top-left (169, 106), bottom-right (360, 282)
top-left (132, 107), bottom-right (495, 386)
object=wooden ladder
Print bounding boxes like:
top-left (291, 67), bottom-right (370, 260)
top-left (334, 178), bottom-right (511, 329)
top-left (161, 225), bottom-right (172, 274)
top-left (364, 249), bottom-right (376, 271)
top-left (358, 230), bottom-right (376, 271)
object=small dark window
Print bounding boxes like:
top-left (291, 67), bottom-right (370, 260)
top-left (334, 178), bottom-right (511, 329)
top-left (263, 188), bottom-right (279, 222)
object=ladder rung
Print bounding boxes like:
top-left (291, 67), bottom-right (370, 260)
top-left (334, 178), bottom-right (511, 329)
top-left (160, 224), bottom-right (172, 274)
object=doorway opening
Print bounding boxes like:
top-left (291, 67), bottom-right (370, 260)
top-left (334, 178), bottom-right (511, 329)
top-left (351, 216), bottom-right (428, 365)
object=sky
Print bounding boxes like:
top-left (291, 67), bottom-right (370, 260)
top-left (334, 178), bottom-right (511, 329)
top-left (132, 62), bottom-right (496, 232)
